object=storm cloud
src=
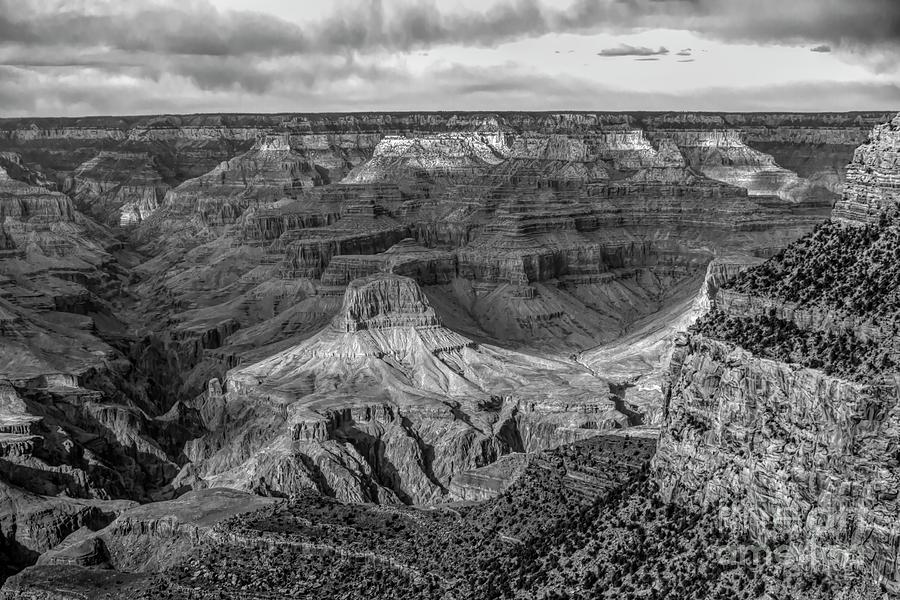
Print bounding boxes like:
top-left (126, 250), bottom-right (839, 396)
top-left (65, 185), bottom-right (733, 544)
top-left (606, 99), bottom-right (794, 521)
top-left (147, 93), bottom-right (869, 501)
top-left (0, 0), bottom-right (898, 116)
top-left (3, 0), bottom-right (899, 59)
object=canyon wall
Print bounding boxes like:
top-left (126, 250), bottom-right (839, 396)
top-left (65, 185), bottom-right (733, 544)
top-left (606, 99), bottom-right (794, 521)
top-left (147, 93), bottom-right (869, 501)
top-left (655, 112), bottom-right (900, 592)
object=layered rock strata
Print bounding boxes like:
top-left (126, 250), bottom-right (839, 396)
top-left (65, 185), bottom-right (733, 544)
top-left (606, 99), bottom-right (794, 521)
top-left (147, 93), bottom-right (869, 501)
top-left (177, 274), bottom-right (627, 504)
top-left (655, 112), bottom-right (900, 591)
top-left (833, 114), bottom-right (900, 225)
top-left (71, 151), bottom-right (170, 226)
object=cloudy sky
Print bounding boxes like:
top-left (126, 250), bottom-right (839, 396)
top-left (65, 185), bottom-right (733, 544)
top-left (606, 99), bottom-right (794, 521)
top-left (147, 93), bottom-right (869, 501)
top-left (1, 0), bottom-right (899, 116)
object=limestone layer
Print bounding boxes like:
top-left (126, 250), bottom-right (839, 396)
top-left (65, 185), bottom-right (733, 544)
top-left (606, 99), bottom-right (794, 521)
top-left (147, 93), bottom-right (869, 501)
top-left (834, 114), bottom-right (900, 225)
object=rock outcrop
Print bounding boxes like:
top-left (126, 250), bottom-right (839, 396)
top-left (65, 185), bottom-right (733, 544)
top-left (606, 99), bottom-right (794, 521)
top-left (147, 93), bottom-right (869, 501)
top-left (0, 479), bottom-right (133, 578)
top-left (177, 274), bottom-right (627, 504)
top-left (655, 113), bottom-right (900, 592)
top-left (159, 134), bottom-right (310, 230)
top-left (71, 151), bottom-right (170, 226)
top-left (78, 111), bottom-right (864, 393)
top-left (333, 274), bottom-right (442, 331)
top-left (833, 114), bottom-right (900, 225)
top-left (1, 488), bottom-right (278, 597)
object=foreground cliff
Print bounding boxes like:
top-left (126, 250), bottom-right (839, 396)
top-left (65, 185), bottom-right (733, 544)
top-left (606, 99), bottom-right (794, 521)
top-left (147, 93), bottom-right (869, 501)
top-left (656, 112), bottom-right (900, 593)
top-left (4, 430), bottom-right (882, 599)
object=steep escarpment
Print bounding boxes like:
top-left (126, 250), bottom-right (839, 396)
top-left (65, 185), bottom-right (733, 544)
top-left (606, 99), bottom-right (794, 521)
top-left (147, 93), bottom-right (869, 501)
top-left (657, 334), bottom-right (900, 590)
top-left (656, 113), bottom-right (900, 593)
top-left (833, 113), bottom-right (900, 225)
top-left (70, 151), bottom-right (171, 227)
top-left (0, 112), bottom-right (872, 481)
top-left (0, 480), bottom-right (135, 579)
top-left (153, 135), bottom-right (311, 231)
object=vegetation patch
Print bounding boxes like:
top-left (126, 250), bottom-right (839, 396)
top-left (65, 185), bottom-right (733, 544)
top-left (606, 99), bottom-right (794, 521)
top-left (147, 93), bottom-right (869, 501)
top-left (693, 309), bottom-right (896, 382)
top-left (724, 216), bottom-right (900, 321)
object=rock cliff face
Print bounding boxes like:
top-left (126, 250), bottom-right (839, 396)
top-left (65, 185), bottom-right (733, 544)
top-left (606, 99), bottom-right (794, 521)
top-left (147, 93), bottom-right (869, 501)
top-left (0, 480), bottom-right (134, 577)
top-left (657, 335), bottom-right (900, 587)
top-left (833, 114), bottom-right (900, 225)
top-left (71, 151), bottom-right (170, 227)
top-left (656, 113), bottom-right (900, 592)
top-left (578, 254), bottom-right (761, 426)
top-left (334, 274), bottom-right (442, 331)
top-left (157, 134), bottom-right (312, 231)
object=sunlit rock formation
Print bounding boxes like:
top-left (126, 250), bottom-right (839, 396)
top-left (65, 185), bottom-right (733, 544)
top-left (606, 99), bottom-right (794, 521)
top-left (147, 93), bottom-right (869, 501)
top-left (177, 274), bottom-right (626, 504)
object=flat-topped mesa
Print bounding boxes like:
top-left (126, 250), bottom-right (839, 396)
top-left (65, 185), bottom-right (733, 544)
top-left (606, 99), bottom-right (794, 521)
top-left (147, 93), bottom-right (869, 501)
top-left (341, 131), bottom-right (506, 184)
top-left (833, 113), bottom-right (900, 225)
top-left (332, 274), bottom-right (442, 332)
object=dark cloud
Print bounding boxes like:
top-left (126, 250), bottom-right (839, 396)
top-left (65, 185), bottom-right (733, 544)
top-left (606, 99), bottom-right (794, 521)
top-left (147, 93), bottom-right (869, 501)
top-left (0, 2), bottom-right (309, 57)
top-left (556, 0), bottom-right (900, 50)
top-left (0, 0), bottom-right (898, 116)
top-left (677, 59), bottom-right (695, 63)
top-left (598, 45), bottom-right (669, 57)
top-left (811, 45), bottom-right (832, 53)
top-left (2, 0), bottom-right (899, 61)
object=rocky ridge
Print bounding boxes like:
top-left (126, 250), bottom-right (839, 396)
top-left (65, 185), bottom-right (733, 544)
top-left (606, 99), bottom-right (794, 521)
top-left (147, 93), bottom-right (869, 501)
top-left (656, 112), bottom-right (900, 592)
top-left (70, 151), bottom-right (171, 227)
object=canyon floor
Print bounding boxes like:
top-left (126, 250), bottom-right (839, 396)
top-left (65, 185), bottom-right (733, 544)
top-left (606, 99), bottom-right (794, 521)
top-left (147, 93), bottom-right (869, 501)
top-left (0, 111), bottom-right (897, 598)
